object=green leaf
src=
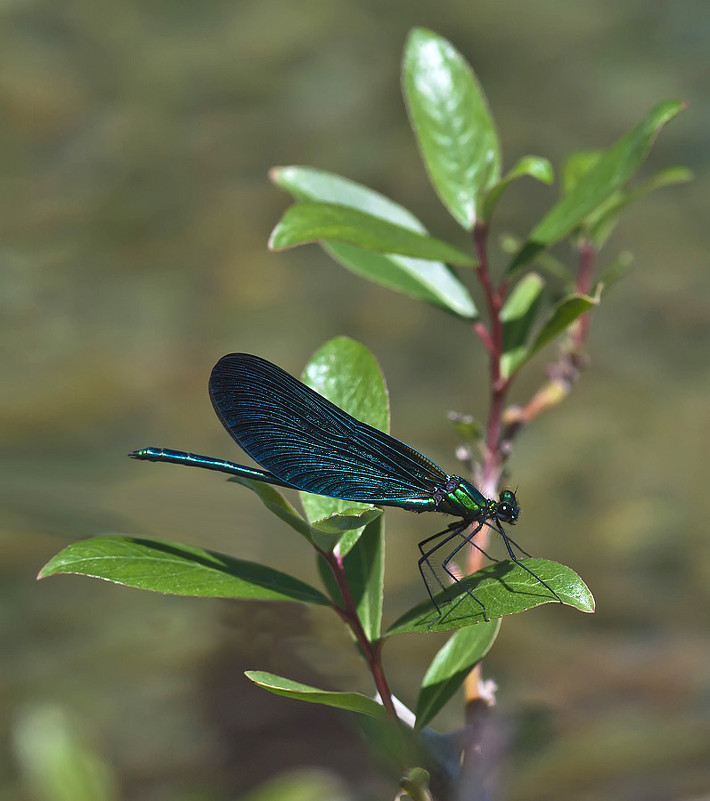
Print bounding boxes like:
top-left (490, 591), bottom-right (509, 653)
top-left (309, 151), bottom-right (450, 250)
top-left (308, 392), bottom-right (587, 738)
top-left (415, 620), bottom-right (500, 730)
top-left (271, 165), bottom-right (478, 318)
top-left (448, 411), bottom-right (483, 444)
top-left (13, 705), bottom-right (118, 801)
top-left (245, 670), bottom-right (388, 720)
top-left (587, 165), bottom-right (693, 248)
top-left (228, 476), bottom-right (314, 541)
top-left (269, 202), bottom-right (476, 266)
top-left (386, 558), bottom-right (595, 635)
top-left (562, 149), bottom-right (603, 195)
top-left (38, 536), bottom-right (329, 605)
top-left (308, 507), bottom-right (382, 553)
top-left (525, 292), bottom-right (597, 360)
top-left (505, 292), bottom-right (598, 376)
top-left (500, 272), bottom-right (545, 379)
top-left (403, 28), bottom-right (501, 229)
top-left (597, 251), bottom-right (633, 292)
top-left (482, 155), bottom-right (554, 221)
top-left (341, 517), bottom-right (385, 641)
top-left (299, 337), bottom-right (389, 533)
top-left (400, 768), bottom-right (434, 801)
top-left (508, 99), bottom-right (686, 273)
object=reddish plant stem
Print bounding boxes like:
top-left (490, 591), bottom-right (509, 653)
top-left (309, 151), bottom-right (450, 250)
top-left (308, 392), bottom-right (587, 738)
top-left (572, 238), bottom-right (597, 349)
top-left (471, 222), bottom-right (511, 543)
top-left (319, 546), bottom-right (397, 721)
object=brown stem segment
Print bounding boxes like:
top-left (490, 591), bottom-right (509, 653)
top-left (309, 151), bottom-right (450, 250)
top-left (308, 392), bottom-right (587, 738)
top-left (319, 546), bottom-right (397, 721)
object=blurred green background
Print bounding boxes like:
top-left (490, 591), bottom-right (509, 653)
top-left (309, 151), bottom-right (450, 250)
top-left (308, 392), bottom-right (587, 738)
top-left (2, 1), bottom-right (709, 799)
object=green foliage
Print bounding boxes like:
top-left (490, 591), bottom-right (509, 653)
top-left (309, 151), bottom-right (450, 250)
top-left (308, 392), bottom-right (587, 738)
top-left (508, 99), bottom-right (686, 272)
top-left (269, 202), bottom-right (476, 266)
top-left (39, 536), bottom-right (329, 605)
top-left (39, 25), bottom-right (687, 797)
top-left (415, 621), bottom-right (500, 729)
top-left (387, 559), bottom-right (594, 635)
top-left (270, 166), bottom-right (477, 318)
top-left (244, 671), bottom-right (388, 720)
top-left (402, 27), bottom-right (500, 229)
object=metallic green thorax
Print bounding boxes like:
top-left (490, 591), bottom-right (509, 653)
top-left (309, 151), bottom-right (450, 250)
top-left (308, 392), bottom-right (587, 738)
top-left (427, 477), bottom-right (520, 527)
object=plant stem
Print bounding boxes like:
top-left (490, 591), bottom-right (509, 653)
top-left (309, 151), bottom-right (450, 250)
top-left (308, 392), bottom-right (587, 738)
top-left (320, 546), bottom-right (397, 721)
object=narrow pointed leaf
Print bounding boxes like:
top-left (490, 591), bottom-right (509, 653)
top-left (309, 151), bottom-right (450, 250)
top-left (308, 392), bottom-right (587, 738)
top-left (228, 476), bottom-right (313, 541)
top-left (505, 292), bottom-right (598, 376)
top-left (403, 28), bottom-right (501, 229)
top-left (386, 558), bottom-right (595, 635)
top-left (415, 620), bottom-right (500, 729)
top-left (245, 670), bottom-right (388, 720)
top-left (588, 165), bottom-right (693, 247)
top-left (598, 251), bottom-right (633, 292)
top-left (563, 150), bottom-right (603, 195)
top-left (482, 156), bottom-right (554, 221)
top-left (341, 517), bottom-right (385, 641)
top-left (508, 99), bottom-right (686, 273)
top-left (500, 272), bottom-right (545, 379)
top-left (271, 166), bottom-right (477, 318)
top-left (38, 536), bottom-right (329, 604)
top-left (269, 202), bottom-right (476, 266)
top-left (326, 243), bottom-right (478, 318)
top-left (522, 293), bottom-right (598, 366)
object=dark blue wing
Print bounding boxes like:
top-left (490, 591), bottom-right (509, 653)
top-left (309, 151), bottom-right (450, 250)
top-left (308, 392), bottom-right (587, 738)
top-left (208, 354), bottom-right (448, 506)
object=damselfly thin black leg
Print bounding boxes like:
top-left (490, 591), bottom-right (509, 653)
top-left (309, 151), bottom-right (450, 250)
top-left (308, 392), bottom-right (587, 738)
top-left (491, 521), bottom-right (563, 604)
top-left (418, 520), bottom-right (489, 622)
top-left (500, 532), bottom-right (532, 558)
top-left (417, 521), bottom-right (465, 616)
top-left (439, 524), bottom-right (491, 621)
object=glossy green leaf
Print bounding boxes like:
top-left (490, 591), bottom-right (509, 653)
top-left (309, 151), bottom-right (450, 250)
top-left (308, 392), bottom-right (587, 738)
top-left (482, 155), bottom-right (554, 221)
top-left (341, 517), bottom-right (385, 641)
top-left (386, 558), bottom-right (594, 635)
top-left (270, 166), bottom-right (477, 319)
top-left (245, 670), bottom-right (388, 720)
top-left (269, 166), bottom-right (477, 319)
top-left (500, 272), bottom-right (545, 379)
top-left (271, 164), bottom-right (423, 227)
top-left (587, 165), bottom-right (693, 248)
top-left (505, 292), bottom-right (598, 376)
top-left (508, 99), bottom-right (686, 273)
top-left (269, 202), bottom-right (476, 266)
top-left (300, 337), bottom-right (389, 530)
top-left (415, 620), bottom-right (500, 730)
top-left (325, 243), bottom-right (478, 318)
top-left (228, 476), bottom-right (313, 541)
top-left (38, 536), bottom-right (329, 605)
top-left (403, 28), bottom-right (501, 229)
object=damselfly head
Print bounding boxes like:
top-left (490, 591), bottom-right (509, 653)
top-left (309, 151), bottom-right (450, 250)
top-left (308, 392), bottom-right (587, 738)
top-left (495, 489), bottom-right (519, 524)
